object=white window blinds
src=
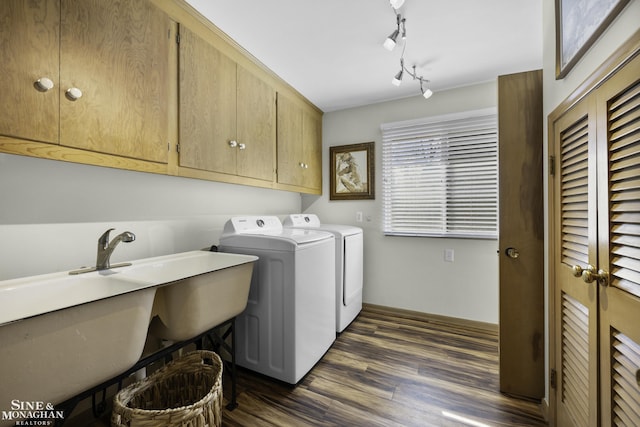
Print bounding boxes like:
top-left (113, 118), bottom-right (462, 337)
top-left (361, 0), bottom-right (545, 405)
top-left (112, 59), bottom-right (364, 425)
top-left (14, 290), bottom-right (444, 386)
top-left (381, 108), bottom-right (498, 239)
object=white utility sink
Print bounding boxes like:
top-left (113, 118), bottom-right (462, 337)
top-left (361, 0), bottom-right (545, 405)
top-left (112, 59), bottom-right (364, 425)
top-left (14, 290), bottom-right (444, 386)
top-left (148, 252), bottom-right (256, 341)
top-left (0, 250), bottom-right (256, 425)
top-left (0, 287), bottom-right (156, 426)
top-left (123, 250), bottom-right (258, 341)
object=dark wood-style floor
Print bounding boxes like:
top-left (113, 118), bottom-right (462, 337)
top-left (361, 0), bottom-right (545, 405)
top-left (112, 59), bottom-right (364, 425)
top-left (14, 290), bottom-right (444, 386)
top-left (221, 305), bottom-right (547, 426)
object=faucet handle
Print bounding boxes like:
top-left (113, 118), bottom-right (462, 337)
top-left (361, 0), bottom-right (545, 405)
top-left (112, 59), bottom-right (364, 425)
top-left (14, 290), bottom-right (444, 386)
top-left (98, 228), bottom-right (115, 248)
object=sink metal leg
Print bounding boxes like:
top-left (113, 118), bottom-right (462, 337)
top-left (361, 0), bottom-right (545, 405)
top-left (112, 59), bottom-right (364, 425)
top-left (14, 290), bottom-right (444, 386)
top-left (91, 388), bottom-right (108, 418)
top-left (227, 317), bottom-right (238, 411)
top-left (205, 317), bottom-right (238, 410)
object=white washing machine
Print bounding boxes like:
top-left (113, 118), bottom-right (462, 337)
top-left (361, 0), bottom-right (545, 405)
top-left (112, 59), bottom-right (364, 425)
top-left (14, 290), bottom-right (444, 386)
top-left (218, 216), bottom-right (336, 384)
top-left (283, 214), bottom-right (363, 332)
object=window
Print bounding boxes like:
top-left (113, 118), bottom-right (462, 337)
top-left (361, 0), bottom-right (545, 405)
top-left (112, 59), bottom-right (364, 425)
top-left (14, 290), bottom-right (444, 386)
top-left (381, 108), bottom-right (498, 239)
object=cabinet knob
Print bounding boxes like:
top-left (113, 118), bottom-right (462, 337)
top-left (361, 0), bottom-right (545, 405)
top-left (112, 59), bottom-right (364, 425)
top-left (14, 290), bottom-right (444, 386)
top-left (65, 87), bottom-right (83, 101)
top-left (238, 143), bottom-right (246, 150)
top-left (34, 77), bottom-right (54, 92)
top-left (299, 162), bottom-right (308, 169)
top-left (228, 140), bottom-right (238, 148)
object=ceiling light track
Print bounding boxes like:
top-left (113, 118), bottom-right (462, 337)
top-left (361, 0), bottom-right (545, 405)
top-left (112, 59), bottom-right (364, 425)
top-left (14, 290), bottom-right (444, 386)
top-left (382, 0), bottom-right (433, 100)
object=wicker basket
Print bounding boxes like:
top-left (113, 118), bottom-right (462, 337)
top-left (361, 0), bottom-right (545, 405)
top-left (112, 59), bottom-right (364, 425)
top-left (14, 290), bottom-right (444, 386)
top-left (111, 350), bottom-right (223, 427)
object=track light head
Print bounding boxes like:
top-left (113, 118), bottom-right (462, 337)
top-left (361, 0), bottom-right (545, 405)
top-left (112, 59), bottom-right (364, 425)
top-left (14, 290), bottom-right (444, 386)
top-left (420, 79), bottom-right (433, 99)
top-left (392, 69), bottom-right (403, 86)
top-left (383, 13), bottom-right (403, 51)
top-left (383, 29), bottom-right (399, 51)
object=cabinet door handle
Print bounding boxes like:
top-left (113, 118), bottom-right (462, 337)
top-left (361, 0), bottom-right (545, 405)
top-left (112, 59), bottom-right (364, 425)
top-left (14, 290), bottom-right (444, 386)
top-left (238, 143), bottom-right (246, 150)
top-left (228, 140), bottom-right (238, 148)
top-left (65, 87), bottom-right (83, 101)
top-left (34, 77), bottom-right (54, 92)
top-left (299, 162), bottom-right (308, 169)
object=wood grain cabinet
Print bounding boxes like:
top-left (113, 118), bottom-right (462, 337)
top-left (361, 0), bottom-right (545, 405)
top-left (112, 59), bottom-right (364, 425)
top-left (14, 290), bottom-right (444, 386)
top-left (276, 93), bottom-right (322, 193)
top-left (0, 0), bottom-right (172, 163)
top-left (178, 24), bottom-right (276, 182)
top-left (0, 0), bottom-right (322, 193)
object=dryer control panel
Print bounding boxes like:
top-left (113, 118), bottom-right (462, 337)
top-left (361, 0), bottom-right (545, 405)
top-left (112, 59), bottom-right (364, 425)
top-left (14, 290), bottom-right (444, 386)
top-left (223, 216), bottom-right (283, 234)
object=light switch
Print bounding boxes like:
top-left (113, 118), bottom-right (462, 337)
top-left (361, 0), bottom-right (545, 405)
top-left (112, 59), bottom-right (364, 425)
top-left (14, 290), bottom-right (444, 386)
top-left (356, 211), bottom-right (363, 222)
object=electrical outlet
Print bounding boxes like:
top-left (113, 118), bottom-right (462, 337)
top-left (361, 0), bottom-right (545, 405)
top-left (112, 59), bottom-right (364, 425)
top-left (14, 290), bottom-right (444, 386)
top-left (356, 211), bottom-right (363, 222)
top-left (444, 249), bottom-right (454, 262)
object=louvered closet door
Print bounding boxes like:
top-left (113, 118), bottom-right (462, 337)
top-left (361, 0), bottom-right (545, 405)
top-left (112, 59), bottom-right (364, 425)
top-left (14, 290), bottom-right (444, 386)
top-left (553, 95), bottom-right (599, 427)
top-left (596, 54), bottom-right (640, 427)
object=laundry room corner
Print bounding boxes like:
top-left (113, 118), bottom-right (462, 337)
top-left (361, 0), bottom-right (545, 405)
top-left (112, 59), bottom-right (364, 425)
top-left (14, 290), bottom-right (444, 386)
top-left (302, 81), bottom-right (500, 325)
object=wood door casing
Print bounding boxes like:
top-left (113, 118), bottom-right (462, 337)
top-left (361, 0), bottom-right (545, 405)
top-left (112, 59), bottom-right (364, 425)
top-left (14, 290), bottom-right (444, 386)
top-left (60, 0), bottom-right (171, 163)
top-left (497, 70), bottom-right (544, 399)
top-left (0, 0), bottom-right (59, 144)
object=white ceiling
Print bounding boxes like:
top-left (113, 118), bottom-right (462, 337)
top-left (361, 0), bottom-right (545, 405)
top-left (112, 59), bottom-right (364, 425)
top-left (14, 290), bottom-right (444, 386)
top-left (185, 0), bottom-right (543, 112)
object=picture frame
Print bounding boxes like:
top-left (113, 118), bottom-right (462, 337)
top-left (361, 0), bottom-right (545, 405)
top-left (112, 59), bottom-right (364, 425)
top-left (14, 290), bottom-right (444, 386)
top-left (555, 0), bottom-right (629, 79)
top-left (330, 142), bottom-right (375, 200)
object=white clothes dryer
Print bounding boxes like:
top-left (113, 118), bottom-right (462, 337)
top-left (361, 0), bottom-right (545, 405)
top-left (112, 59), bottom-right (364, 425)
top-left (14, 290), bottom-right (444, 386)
top-left (283, 214), bottom-right (363, 332)
top-left (218, 216), bottom-right (336, 384)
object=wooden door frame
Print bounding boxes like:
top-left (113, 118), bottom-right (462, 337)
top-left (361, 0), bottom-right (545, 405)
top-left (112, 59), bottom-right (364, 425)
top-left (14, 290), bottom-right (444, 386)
top-left (546, 29), bottom-right (640, 426)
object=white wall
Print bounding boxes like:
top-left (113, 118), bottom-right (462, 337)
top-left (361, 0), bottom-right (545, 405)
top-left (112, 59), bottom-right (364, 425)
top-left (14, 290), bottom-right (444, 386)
top-left (303, 81), bottom-right (500, 324)
top-left (0, 153), bottom-right (300, 280)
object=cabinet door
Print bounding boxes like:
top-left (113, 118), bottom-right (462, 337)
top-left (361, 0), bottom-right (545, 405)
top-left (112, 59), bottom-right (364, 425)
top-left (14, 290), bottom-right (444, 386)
top-left (60, 0), bottom-right (171, 163)
top-left (236, 65), bottom-right (275, 181)
top-left (302, 109), bottom-right (322, 191)
top-left (276, 93), bottom-right (304, 187)
top-left (178, 24), bottom-right (237, 174)
top-left (0, 0), bottom-right (59, 144)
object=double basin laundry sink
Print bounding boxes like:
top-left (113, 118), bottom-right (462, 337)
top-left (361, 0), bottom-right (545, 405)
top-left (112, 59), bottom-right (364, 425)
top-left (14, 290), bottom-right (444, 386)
top-left (0, 249), bottom-right (256, 418)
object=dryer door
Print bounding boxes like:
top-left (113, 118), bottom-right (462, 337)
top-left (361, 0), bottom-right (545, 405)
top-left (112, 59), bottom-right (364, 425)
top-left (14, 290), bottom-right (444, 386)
top-left (343, 233), bottom-right (363, 305)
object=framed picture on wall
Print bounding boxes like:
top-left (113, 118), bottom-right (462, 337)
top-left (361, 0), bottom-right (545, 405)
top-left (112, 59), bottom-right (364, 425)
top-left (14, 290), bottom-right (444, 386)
top-left (555, 0), bottom-right (630, 79)
top-left (330, 142), bottom-right (375, 200)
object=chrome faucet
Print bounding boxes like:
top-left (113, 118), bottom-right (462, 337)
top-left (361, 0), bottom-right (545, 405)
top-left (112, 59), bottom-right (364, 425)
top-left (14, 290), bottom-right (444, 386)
top-left (69, 228), bottom-right (136, 275)
top-left (96, 228), bottom-right (135, 270)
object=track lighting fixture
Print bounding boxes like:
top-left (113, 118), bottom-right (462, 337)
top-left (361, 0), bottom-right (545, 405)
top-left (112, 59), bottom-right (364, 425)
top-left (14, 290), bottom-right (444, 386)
top-left (382, 1), bottom-right (433, 100)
